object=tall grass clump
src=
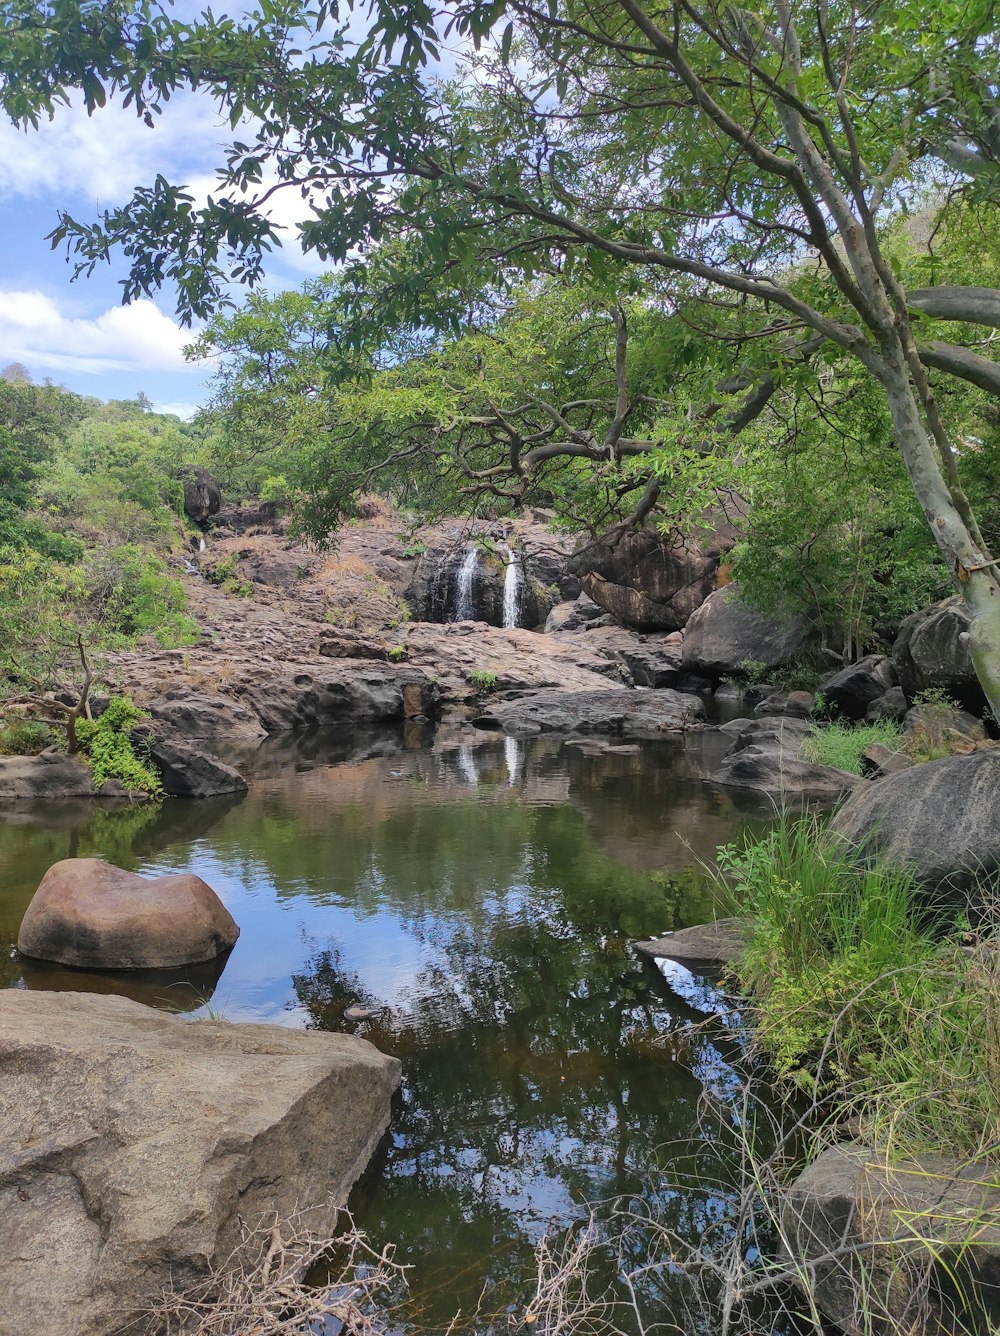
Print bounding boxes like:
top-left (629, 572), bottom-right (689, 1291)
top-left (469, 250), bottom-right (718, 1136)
top-left (800, 719), bottom-right (904, 774)
top-left (715, 817), bottom-right (1000, 1156)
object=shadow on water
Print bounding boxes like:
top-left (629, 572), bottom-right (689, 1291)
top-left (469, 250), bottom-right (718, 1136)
top-left (0, 726), bottom-right (779, 1332)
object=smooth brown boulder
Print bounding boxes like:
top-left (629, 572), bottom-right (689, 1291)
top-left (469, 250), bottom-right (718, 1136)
top-left (17, 857), bottom-right (239, 969)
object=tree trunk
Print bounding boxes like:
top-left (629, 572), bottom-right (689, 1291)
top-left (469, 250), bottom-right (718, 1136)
top-left (877, 348), bottom-right (1000, 719)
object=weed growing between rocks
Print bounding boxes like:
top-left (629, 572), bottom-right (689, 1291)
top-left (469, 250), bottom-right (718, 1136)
top-left (801, 720), bottom-right (905, 774)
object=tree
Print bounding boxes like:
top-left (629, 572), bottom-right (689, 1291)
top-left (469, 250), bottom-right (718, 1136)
top-left (5, 0), bottom-right (1000, 704)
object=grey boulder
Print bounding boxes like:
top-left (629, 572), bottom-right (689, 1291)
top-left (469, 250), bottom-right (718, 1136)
top-left (0, 990), bottom-right (401, 1336)
top-left (681, 585), bottom-right (815, 678)
top-left (472, 688), bottom-right (704, 737)
top-left (892, 596), bottom-right (985, 713)
top-left (818, 655), bottom-right (897, 719)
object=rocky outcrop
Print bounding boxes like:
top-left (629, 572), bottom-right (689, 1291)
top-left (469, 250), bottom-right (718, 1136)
top-left (866, 686), bottom-right (908, 723)
top-left (818, 655), bottom-right (897, 720)
top-left (681, 585), bottom-right (815, 679)
top-left (404, 543), bottom-right (554, 628)
top-left (550, 624), bottom-right (684, 688)
top-left (634, 918), bottom-right (747, 965)
top-left (144, 688), bottom-right (267, 743)
top-left (892, 596), bottom-right (986, 713)
top-left (147, 735), bottom-right (250, 798)
top-left (829, 748), bottom-right (1000, 888)
top-left (0, 990), bottom-right (401, 1336)
top-left (566, 504), bottom-right (744, 633)
top-left (783, 1144), bottom-right (1000, 1336)
top-left (472, 688), bottom-right (704, 737)
top-left (710, 717), bottom-right (861, 802)
top-left (858, 742), bottom-right (914, 778)
top-left (544, 595), bottom-right (610, 633)
top-left (179, 466), bottom-right (222, 524)
top-left (0, 752), bottom-right (118, 801)
top-left (17, 857), bottom-right (239, 968)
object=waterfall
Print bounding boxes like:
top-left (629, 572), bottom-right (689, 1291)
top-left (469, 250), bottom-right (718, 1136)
top-left (454, 546), bottom-right (479, 621)
top-left (198, 536), bottom-right (206, 553)
top-left (502, 544), bottom-right (524, 629)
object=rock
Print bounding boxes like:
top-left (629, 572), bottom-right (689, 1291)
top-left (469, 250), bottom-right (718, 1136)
top-left (240, 666), bottom-right (441, 732)
top-left (818, 655), bottom-right (897, 719)
top-left (829, 748), bottom-right (1000, 889)
top-left (0, 990), bottom-right (401, 1336)
top-left (565, 500), bottom-right (746, 632)
top-left (17, 857), bottom-right (240, 968)
top-left (711, 716), bottom-right (860, 801)
top-left (904, 702), bottom-right (987, 748)
top-left (544, 595), bottom-right (611, 633)
top-left (404, 543), bottom-right (553, 627)
top-left (681, 585), bottom-right (815, 679)
top-left (552, 624), bottom-right (684, 688)
top-left (634, 918), bottom-right (747, 965)
top-left (472, 688), bottom-right (705, 737)
top-left (0, 752), bottom-right (102, 800)
top-left (317, 629), bottom-right (390, 661)
top-left (179, 465), bottom-right (222, 524)
top-left (753, 689), bottom-right (815, 718)
top-left (147, 735), bottom-right (250, 798)
top-left (859, 742), bottom-right (914, 778)
top-left (782, 1144), bottom-right (1000, 1335)
top-left (892, 596), bottom-right (986, 713)
top-left (144, 689), bottom-right (267, 743)
top-left (866, 686), bottom-right (908, 723)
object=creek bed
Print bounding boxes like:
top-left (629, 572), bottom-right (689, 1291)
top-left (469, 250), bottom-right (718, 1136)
top-left (0, 726), bottom-right (775, 1331)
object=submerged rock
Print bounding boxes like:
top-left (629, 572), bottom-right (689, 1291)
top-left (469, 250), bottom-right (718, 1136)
top-left (634, 918), bottom-right (747, 966)
top-left (0, 990), bottom-right (401, 1336)
top-left (17, 857), bottom-right (240, 969)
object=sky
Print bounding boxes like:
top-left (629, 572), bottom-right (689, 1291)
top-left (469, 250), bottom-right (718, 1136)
top-left (0, 88), bottom-right (327, 419)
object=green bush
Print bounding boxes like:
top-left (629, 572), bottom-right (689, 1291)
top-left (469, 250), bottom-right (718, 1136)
top-left (77, 696), bottom-right (162, 795)
top-left (388, 644), bottom-right (409, 662)
top-left (0, 719), bottom-right (56, 755)
top-left (801, 719), bottom-right (905, 774)
top-left (86, 544), bottom-right (199, 645)
top-left (467, 669), bottom-right (498, 695)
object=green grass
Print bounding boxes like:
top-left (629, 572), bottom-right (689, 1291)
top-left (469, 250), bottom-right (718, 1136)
top-left (801, 719), bottom-right (904, 774)
top-left (719, 817), bottom-right (1000, 1158)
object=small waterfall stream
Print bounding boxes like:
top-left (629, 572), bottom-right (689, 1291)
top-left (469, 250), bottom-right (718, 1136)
top-left (501, 545), bottom-right (524, 629)
top-left (454, 546), bottom-right (480, 621)
top-left (198, 536), bottom-right (207, 553)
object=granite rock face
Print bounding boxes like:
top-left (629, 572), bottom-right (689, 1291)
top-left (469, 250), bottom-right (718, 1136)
top-left (681, 585), bottom-right (815, 678)
top-left (0, 991), bottom-right (401, 1336)
top-left (17, 857), bottom-right (240, 969)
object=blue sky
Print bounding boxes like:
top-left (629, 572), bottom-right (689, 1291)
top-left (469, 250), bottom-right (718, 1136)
top-left (0, 89), bottom-right (327, 418)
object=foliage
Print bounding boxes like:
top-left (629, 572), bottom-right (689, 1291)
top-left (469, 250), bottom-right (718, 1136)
top-left (76, 696), bottom-right (162, 796)
top-left (0, 719), bottom-right (56, 755)
top-left (467, 670), bottom-right (498, 695)
top-left (387, 644), bottom-right (408, 663)
top-left (801, 721), bottom-right (905, 775)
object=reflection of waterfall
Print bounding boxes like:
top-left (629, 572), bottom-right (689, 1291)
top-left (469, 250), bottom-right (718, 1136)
top-left (454, 546), bottom-right (479, 621)
top-left (504, 735), bottom-right (520, 788)
top-left (501, 545), bottom-right (524, 629)
top-left (457, 744), bottom-right (479, 787)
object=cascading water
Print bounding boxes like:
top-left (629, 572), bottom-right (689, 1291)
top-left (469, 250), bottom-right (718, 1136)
top-left (501, 544), bottom-right (524, 629)
top-left (454, 546), bottom-right (479, 621)
top-left (198, 536), bottom-right (207, 553)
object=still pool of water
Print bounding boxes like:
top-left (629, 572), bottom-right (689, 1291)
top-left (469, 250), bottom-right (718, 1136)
top-left (0, 726), bottom-right (771, 1330)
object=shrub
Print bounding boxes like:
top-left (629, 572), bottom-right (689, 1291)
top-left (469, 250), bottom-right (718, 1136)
top-left (76, 696), bottom-right (162, 795)
top-left (467, 669), bottom-right (498, 695)
top-left (387, 644), bottom-right (408, 662)
top-left (0, 719), bottom-right (56, 755)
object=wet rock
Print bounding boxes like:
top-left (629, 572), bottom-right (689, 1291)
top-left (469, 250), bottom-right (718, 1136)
top-left (892, 596), bottom-right (986, 713)
top-left (829, 748), bottom-right (1000, 889)
top-left (147, 735), bottom-right (250, 798)
top-left (0, 752), bottom-right (102, 801)
top-left (817, 655), bottom-right (897, 720)
top-left (17, 857), bottom-right (239, 968)
top-left (634, 918), bottom-right (747, 965)
top-left (711, 716), bottom-right (859, 801)
top-left (866, 686), bottom-right (908, 723)
top-left (472, 688), bottom-right (705, 737)
top-left (782, 1144), bottom-right (1000, 1336)
top-left (0, 990), bottom-right (401, 1336)
top-left (681, 585), bottom-right (815, 679)
top-left (179, 466), bottom-right (222, 524)
top-left (240, 667), bottom-right (440, 732)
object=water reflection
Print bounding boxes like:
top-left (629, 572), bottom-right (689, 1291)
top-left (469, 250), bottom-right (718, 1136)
top-left (0, 727), bottom-right (769, 1331)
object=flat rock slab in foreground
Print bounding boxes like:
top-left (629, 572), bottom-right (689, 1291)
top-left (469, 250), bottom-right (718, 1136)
top-left (472, 688), bottom-right (705, 737)
top-left (635, 917), bottom-right (747, 966)
top-left (784, 1144), bottom-right (1000, 1334)
top-left (0, 991), bottom-right (401, 1336)
top-left (17, 857), bottom-right (240, 969)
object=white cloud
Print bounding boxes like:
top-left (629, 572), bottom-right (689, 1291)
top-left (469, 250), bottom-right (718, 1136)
top-left (0, 289), bottom-right (200, 376)
top-left (151, 400), bottom-right (200, 420)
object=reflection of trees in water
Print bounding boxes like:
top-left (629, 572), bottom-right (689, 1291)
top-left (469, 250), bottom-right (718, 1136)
top-left (291, 887), bottom-right (754, 1331)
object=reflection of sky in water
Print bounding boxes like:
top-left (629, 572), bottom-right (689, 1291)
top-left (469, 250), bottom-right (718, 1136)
top-left (0, 730), bottom-right (774, 1332)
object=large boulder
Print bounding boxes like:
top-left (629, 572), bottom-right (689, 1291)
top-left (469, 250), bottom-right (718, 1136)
top-left (472, 688), bottom-right (704, 737)
top-left (681, 585), bottom-right (815, 679)
top-left (566, 502), bottom-right (745, 632)
top-left (829, 748), bottom-right (1000, 889)
top-left (0, 751), bottom-right (110, 801)
top-left (179, 465), bottom-right (222, 524)
top-left (17, 857), bottom-right (240, 968)
top-left (144, 688), bottom-right (268, 743)
top-left (147, 735), bottom-right (250, 798)
top-left (892, 596), bottom-right (986, 713)
top-left (544, 595), bottom-right (610, 633)
top-left (818, 655), bottom-right (897, 720)
top-left (0, 990), bottom-right (401, 1336)
top-left (783, 1144), bottom-right (1000, 1335)
top-left (710, 717), bottom-right (861, 802)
